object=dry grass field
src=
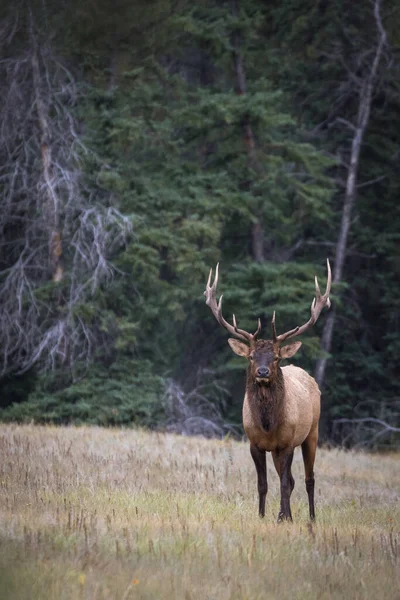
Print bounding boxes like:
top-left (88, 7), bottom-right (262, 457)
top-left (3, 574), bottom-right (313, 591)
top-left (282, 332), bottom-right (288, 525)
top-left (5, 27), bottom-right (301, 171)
top-left (0, 424), bottom-right (399, 599)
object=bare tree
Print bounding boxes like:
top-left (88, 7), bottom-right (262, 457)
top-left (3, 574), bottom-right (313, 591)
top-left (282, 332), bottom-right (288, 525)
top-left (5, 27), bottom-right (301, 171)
top-left (0, 7), bottom-right (131, 376)
top-left (333, 417), bottom-right (400, 448)
top-left (315, 0), bottom-right (389, 388)
top-left (162, 372), bottom-right (237, 438)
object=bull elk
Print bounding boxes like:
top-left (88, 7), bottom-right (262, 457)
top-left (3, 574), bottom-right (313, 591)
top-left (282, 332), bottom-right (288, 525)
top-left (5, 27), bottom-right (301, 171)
top-left (204, 260), bottom-right (331, 522)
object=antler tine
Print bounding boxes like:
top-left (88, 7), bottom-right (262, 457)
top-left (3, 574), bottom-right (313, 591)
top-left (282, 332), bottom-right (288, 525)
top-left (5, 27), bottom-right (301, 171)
top-left (314, 258), bottom-right (332, 299)
top-left (325, 258), bottom-right (332, 306)
top-left (254, 318), bottom-right (261, 339)
top-left (234, 314), bottom-right (261, 340)
top-left (274, 259), bottom-right (332, 344)
top-left (314, 275), bottom-right (321, 298)
top-left (204, 264), bottom-right (261, 343)
top-left (271, 311), bottom-right (277, 342)
top-left (206, 267), bottom-right (213, 290)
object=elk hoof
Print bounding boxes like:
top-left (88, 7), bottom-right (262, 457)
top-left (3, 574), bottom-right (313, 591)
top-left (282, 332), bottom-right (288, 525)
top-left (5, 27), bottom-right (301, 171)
top-left (277, 512), bottom-right (293, 523)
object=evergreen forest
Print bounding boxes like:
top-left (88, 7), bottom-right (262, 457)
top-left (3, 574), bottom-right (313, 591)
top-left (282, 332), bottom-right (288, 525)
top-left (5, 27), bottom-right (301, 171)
top-left (0, 0), bottom-right (399, 448)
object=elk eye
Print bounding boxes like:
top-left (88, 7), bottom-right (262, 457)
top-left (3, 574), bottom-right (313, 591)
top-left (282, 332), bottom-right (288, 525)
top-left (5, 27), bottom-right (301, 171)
top-left (249, 354), bottom-right (254, 361)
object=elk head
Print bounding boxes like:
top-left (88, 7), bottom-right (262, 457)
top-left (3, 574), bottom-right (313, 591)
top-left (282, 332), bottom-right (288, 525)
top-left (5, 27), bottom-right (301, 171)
top-left (204, 261), bottom-right (332, 387)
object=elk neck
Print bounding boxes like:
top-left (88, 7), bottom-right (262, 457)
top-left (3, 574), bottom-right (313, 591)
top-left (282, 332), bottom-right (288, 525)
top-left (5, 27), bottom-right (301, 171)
top-left (246, 365), bottom-right (285, 432)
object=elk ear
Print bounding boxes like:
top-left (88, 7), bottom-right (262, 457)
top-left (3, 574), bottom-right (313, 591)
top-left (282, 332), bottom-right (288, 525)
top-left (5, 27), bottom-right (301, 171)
top-left (280, 341), bottom-right (302, 359)
top-left (228, 339), bottom-right (249, 357)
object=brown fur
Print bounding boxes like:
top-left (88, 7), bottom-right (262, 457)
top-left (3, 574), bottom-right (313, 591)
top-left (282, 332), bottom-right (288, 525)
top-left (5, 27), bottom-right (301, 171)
top-left (242, 363), bottom-right (320, 452)
top-left (245, 363), bottom-right (284, 432)
top-left (205, 262), bottom-right (331, 522)
top-left (230, 337), bottom-right (320, 522)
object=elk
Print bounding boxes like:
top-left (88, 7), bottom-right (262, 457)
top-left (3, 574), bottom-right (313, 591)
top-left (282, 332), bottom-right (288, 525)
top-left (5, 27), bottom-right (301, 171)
top-left (204, 260), bottom-right (331, 522)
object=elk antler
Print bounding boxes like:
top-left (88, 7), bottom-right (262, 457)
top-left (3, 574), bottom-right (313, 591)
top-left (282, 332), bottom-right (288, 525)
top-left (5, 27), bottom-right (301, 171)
top-left (204, 263), bottom-right (261, 344)
top-left (272, 259), bottom-right (332, 344)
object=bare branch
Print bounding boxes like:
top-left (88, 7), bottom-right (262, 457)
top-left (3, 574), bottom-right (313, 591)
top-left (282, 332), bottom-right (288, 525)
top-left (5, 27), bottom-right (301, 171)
top-left (333, 417), bottom-right (400, 448)
top-left (162, 374), bottom-right (238, 438)
top-left (315, 0), bottom-right (390, 388)
top-left (329, 117), bottom-right (357, 132)
top-left (333, 417), bottom-right (400, 433)
top-left (0, 8), bottom-right (132, 376)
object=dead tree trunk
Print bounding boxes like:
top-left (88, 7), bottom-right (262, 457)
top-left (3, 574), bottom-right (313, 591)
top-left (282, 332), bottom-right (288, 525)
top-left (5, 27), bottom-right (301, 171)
top-left (231, 0), bottom-right (264, 262)
top-left (30, 16), bottom-right (64, 283)
top-left (315, 0), bottom-right (387, 389)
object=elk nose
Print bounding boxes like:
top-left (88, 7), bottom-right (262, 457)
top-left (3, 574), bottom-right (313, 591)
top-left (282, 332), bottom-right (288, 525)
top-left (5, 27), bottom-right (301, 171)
top-left (257, 367), bottom-right (270, 378)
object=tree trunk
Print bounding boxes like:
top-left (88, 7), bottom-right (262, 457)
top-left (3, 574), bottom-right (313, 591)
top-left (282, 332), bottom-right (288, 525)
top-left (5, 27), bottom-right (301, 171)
top-left (315, 0), bottom-right (387, 389)
top-left (231, 0), bottom-right (264, 262)
top-left (30, 15), bottom-right (64, 283)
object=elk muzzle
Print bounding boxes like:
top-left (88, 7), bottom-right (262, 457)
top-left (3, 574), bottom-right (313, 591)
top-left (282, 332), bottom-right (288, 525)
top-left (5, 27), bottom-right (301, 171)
top-left (256, 366), bottom-right (270, 379)
top-left (256, 366), bottom-right (271, 384)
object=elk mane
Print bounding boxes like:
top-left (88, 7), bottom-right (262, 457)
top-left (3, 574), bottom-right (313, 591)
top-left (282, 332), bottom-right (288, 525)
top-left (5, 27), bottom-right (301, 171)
top-left (246, 367), bottom-right (285, 432)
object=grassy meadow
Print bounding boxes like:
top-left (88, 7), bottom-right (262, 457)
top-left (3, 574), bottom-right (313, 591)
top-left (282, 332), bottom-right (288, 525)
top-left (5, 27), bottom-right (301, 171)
top-left (0, 424), bottom-right (399, 599)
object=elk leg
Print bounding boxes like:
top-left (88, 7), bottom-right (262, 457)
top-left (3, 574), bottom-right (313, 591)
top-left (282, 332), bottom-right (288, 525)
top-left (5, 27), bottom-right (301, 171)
top-left (301, 432), bottom-right (318, 521)
top-left (272, 448), bottom-right (294, 522)
top-left (250, 444), bottom-right (267, 518)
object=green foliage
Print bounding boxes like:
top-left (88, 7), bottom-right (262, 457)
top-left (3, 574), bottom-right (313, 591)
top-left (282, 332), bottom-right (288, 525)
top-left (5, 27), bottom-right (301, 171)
top-left (1, 361), bottom-right (164, 426)
top-left (0, 0), bottom-right (399, 446)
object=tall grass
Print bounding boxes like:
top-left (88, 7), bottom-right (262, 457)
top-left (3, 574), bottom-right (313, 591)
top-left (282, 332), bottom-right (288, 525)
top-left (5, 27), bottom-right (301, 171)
top-left (0, 424), bottom-right (399, 599)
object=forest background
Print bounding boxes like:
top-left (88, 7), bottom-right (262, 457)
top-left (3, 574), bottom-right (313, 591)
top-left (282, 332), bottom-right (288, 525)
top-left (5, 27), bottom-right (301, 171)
top-left (0, 0), bottom-right (399, 448)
